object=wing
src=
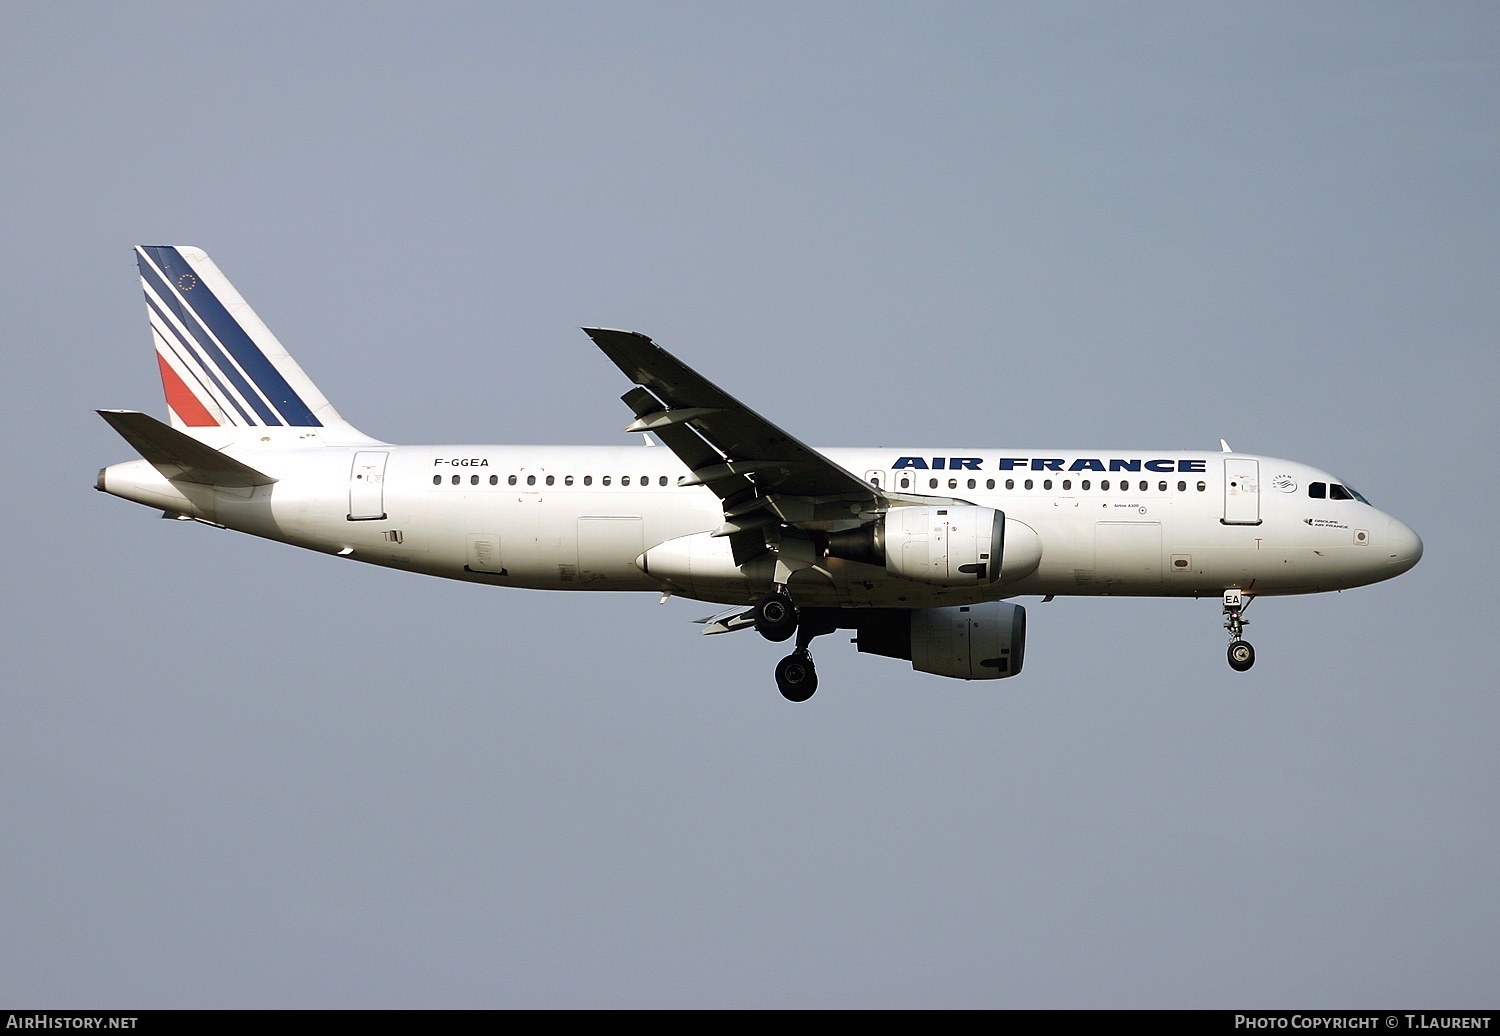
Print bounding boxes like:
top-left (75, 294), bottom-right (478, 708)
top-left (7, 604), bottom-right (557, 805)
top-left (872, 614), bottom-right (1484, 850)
top-left (584, 328), bottom-right (958, 562)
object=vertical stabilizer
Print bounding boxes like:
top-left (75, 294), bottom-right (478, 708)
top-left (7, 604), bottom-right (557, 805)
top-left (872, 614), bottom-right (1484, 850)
top-left (135, 246), bottom-right (377, 445)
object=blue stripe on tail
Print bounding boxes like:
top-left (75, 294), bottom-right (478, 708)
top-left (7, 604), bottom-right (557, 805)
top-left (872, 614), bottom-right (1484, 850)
top-left (136, 246), bottom-right (322, 427)
top-left (145, 291), bottom-right (258, 425)
top-left (138, 257), bottom-right (279, 425)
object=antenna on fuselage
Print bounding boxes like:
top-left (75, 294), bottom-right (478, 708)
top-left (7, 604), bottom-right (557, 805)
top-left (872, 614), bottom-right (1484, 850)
top-left (1219, 439), bottom-right (1233, 453)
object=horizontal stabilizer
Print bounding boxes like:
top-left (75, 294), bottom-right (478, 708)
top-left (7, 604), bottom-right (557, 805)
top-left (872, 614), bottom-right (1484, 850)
top-left (97, 410), bottom-right (277, 487)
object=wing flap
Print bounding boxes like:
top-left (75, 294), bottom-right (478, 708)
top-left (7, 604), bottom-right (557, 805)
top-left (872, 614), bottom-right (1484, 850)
top-left (694, 605), bottom-right (758, 635)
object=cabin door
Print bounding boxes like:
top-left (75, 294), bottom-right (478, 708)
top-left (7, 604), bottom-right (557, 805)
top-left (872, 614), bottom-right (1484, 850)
top-left (1222, 458), bottom-right (1261, 525)
top-left (349, 451), bottom-right (388, 520)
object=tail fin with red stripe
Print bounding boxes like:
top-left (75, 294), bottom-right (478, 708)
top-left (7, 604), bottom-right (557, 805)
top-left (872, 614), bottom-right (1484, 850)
top-left (135, 246), bottom-right (377, 446)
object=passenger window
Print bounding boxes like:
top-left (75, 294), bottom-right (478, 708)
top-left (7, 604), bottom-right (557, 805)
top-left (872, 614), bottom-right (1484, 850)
top-left (602, 476), bottom-right (611, 486)
top-left (986, 479), bottom-right (995, 490)
top-left (1139, 480), bottom-right (1147, 492)
top-left (565, 475), bottom-right (573, 486)
top-left (1177, 481), bottom-right (1186, 491)
top-left (1330, 483), bottom-right (1353, 501)
top-left (451, 475), bottom-right (460, 485)
top-left (1102, 480), bottom-right (1110, 490)
top-left (659, 476), bottom-right (668, 486)
top-left (1005, 479), bottom-right (1014, 490)
top-left (1197, 481), bottom-right (1206, 492)
top-left (1043, 479), bottom-right (1052, 490)
top-left (948, 478), bottom-right (957, 489)
top-left (490, 475), bottom-right (498, 485)
top-left (526, 475), bottom-right (535, 486)
top-left (929, 478), bottom-right (938, 489)
top-left (583, 475), bottom-right (593, 486)
top-left (470, 474), bottom-right (479, 485)
top-left (1062, 480), bottom-right (1071, 490)
top-left (900, 476), bottom-right (911, 489)
top-left (967, 478), bottom-right (976, 489)
top-left (1158, 481), bottom-right (1167, 491)
top-left (508, 475), bottom-right (517, 486)
top-left (1024, 479), bottom-right (1034, 490)
top-left (432, 475), bottom-right (441, 485)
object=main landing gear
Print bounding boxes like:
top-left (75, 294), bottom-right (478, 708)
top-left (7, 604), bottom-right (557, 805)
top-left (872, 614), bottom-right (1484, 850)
top-left (755, 591), bottom-right (835, 702)
top-left (775, 652), bottom-right (817, 702)
top-left (753, 591), bottom-right (798, 643)
top-left (1223, 588), bottom-right (1255, 672)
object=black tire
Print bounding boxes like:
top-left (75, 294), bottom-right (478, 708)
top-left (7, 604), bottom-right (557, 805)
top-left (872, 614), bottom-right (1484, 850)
top-left (1227, 640), bottom-right (1256, 672)
top-left (754, 592), bottom-right (798, 643)
top-left (776, 653), bottom-right (818, 702)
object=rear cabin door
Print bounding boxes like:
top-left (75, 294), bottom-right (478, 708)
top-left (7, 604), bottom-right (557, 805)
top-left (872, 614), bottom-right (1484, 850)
top-left (349, 451), bottom-right (389, 520)
top-left (1222, 458), bottom-right (1261, 525)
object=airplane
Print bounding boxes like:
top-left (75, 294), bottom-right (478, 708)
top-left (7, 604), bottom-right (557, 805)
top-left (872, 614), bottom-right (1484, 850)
top-left (97, 246), bottom-right (1424, 701)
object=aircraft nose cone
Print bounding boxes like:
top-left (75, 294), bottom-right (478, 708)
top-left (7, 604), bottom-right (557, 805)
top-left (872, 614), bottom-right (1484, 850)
top-left (1385, 517), bottom-right (1423, 574)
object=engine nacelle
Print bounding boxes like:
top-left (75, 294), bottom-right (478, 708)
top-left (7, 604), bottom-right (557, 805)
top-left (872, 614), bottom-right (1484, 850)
top-left (825, 505), bottom-right (1041, 586)
top-left (853, 601), bottom-right (1027, 680)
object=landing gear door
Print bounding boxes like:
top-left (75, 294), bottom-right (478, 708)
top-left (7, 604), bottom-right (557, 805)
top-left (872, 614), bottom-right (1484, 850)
top-left (1222, 458), bottom-right (1261, 525)
top-left (349, 451), bottom-right (388, 521)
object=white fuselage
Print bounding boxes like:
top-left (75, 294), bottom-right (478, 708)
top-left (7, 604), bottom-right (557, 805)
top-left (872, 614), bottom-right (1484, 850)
top-left (99, 443), bottom-right (1424, 608)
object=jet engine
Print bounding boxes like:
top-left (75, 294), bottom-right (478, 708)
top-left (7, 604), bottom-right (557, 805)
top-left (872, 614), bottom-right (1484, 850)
top-left (851, 601), bottom-right (1027, 679)
top-left (824, 506), bottom-right (1041, 586)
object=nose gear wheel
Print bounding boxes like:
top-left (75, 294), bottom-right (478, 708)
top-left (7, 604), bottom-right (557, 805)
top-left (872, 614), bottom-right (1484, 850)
top-left (1222, 589), bottom-right (1255, 672)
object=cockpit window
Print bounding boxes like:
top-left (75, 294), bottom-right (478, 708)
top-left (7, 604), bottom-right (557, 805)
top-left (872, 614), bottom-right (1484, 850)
top-left (1311, 480), bottom-right (1370, 504)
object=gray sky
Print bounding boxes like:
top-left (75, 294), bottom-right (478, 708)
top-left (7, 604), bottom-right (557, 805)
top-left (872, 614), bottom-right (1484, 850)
top-left (2, 2), bottom-right (1495, 1008)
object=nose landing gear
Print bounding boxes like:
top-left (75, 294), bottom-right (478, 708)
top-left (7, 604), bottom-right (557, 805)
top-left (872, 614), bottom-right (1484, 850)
top-left (1223, 589), bottom-right (1255, 672)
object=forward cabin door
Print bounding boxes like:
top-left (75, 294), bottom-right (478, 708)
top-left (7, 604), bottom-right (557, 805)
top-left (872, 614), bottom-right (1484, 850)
top-left (349, 451), bottom-right (388, 521)
top-left (1222, 458), bottom-right (1261, 525)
